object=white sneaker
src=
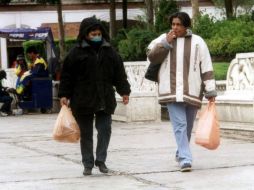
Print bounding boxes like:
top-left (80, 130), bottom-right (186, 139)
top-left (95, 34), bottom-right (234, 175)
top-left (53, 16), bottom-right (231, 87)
top-left (0, 112), bottom-right (8, 117)
top-left (13, 109), bottom-right (23, 115)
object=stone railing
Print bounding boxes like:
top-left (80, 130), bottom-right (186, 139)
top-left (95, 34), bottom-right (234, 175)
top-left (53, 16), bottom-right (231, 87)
top-left (2, 62), bottom-right (160, 121)
top-left (210, 52), bottom-right (254, 124)
top-left (2, 67), bottom-right (228, 94)
top-left (3, 62), bottom-right (231, 122)
top-left (121, 61), bottom-right (157, 95)
top-left (113, 61), bottom-right (161, 122)
top-left (216, 80), bottom-right (226, 95)
top-left (227, 53), bottom-right (254, 91)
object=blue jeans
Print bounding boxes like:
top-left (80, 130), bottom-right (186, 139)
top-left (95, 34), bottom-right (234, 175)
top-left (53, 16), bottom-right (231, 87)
top-left (167, 102), bottom-right (198, 166)
top-left (74, 111), bottom-right (112, 168)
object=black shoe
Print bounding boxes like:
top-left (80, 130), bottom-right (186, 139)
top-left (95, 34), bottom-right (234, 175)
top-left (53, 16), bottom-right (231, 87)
top-left (95, 160), bottom-right (109, 173)
top-left (180, 163), bottom-right (192, 172)
top-left (83, 167), bottom-right (92, 176)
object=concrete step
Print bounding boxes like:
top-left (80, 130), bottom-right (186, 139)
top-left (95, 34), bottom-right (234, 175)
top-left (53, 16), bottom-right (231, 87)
top-left (220, 122), bottom-right (254, 142)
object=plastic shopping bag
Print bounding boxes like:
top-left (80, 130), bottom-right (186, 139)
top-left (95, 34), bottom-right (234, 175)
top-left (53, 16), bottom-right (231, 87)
top-left (195, 101), bottom-right (220, 150)
top-left (53, 105), bottom-right (80, 143)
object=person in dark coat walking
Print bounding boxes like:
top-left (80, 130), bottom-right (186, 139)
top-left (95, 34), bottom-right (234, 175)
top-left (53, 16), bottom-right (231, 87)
top-left (58, 16), bottom-right (131, 176)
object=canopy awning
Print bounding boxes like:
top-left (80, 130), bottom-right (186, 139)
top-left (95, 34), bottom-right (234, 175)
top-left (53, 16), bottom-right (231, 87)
top-left (0, 27), bottom-right (56, 58)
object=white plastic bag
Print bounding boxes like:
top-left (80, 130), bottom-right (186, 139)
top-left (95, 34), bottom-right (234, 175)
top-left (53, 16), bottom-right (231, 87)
top-left (53, 105), bottom-right (80, 143)
top-left (195, 101), bottom-right (220, 150)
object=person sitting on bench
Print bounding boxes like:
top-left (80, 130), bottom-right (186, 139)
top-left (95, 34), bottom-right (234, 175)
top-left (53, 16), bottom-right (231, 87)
top-left (0, 70), bottom-right (13, 116)
top-left (16, 46), bottom-right (49, 100)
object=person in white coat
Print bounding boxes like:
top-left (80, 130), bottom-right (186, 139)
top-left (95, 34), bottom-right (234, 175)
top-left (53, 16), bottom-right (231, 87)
top-left (147, 12), bottom-right (217, 172)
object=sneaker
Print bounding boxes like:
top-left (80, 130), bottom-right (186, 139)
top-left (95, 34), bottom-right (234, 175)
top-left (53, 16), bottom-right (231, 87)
top-left (0, 111), bottom-right (8, 117)
top-left (83, 167), bottom-right (92, 176)
top-left (95, 160), bottom-right (109, 173)
top-left (12, 108), bottom-right (23, 115)
top-left (180, 163), bottom-right (192, 172)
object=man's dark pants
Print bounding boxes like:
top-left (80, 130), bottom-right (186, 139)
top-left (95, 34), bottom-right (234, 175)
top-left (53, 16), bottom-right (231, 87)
top-left (0, 95), bottom-right (13, 113)
top-left (75, 111), bottom-right (112, 169)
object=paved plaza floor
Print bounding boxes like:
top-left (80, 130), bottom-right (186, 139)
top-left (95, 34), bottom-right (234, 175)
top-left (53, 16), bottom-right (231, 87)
top-left (0, 114), bottom-right (254, 190)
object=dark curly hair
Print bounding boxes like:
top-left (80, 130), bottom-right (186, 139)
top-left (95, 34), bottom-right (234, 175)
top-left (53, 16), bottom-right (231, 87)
top-left (169, 12), bottom-right (191, 28)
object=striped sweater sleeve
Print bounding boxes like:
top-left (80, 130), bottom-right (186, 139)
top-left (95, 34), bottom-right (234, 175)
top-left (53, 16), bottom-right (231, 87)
top-left (199, 38), bottom-right (217, 98)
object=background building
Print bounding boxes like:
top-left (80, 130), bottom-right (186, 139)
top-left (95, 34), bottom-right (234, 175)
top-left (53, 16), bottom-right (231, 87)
top-left (0, 0), bottom-right (218, 69)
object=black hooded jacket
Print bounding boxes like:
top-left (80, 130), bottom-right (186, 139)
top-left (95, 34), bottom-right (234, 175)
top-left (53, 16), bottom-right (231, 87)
top-left (58, 17), bottom-right (131, 115)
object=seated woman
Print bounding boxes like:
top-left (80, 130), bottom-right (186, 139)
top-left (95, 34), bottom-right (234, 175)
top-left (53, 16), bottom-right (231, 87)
top-left (16, 46), bottom-right (49, 100)
top-left (13, 54), bottom-right (28, 91)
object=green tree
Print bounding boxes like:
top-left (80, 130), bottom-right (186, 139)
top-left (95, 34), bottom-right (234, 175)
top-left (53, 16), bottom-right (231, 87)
top-left (0, 0), bottom-right (11, 5)
top-left (225, 0), bottom-right (234, 19)
top-left (109, 0), bottom-right (116, 38)
top-left (212, 0), bottom-right (254, 18)
top-left (154, 0), bottom-right (179, 32)
top-left (145, 0), bottom-right (154, 28)
top-left (191, 0), bottom-right (200, 24)
top-left (35, 0), bottom-right (65, 70)
top-left (122, 0), bottom-right (127, 28)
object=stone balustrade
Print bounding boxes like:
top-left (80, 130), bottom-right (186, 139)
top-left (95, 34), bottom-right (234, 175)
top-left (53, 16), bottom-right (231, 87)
top-left (1, 62), bottom-right (161, 122)
top-left (215, 80), bottom-right (226, 95)
top-left (113, 61), bottom-right (161, 122)
top-left (207, 53), bottom-right (254, 124)
top-left (227, 53), bottom-right (254, 91)
top-left (2, 62), bottom-right (230, 122)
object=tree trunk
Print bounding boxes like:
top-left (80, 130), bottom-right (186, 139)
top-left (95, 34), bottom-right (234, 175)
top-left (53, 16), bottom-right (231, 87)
top-left (225, 0), bottom-right (234, 19)
top-left (145, 0), bottom-right (154, 27)
top-left (191, 0), bottom-right (199, 24)
top-left (122, 0), bottom-right (127, 29)
top-left (57, 0), bottom-right (65, 66)
top-left (109, 0), bottom-right (116, 39)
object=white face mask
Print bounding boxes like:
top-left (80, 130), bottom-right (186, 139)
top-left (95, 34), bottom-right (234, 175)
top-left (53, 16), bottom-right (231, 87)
top-left (90, 36), bottom-right (102, 42)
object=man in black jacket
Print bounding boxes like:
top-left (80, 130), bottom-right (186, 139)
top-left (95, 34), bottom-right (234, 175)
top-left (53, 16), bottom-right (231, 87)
top-left (0, 70), bottom-right (13, 116)
top-left (58, 16), bottom-right (131, 176)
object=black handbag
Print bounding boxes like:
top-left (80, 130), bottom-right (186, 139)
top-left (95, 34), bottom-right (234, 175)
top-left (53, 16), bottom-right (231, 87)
top-left (145, 63), bottom-right (161, 82)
